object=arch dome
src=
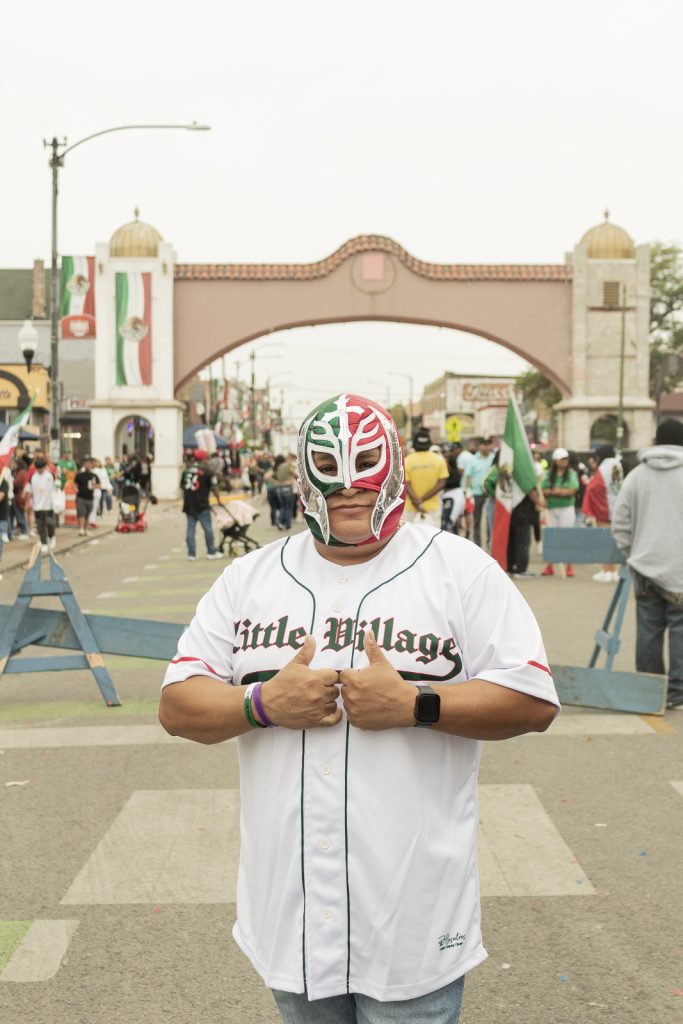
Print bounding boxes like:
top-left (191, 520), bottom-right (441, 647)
top-left (110, 209), bottom-right (163, 257)
top-left (580, 212), bottom-right (635, 259)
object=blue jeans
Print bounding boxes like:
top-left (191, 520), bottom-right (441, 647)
top-left (272, 976), bottom-right (464, 1023)
top-left (185, 508), bottom-right (216, 556)
top-left (11, 503), bottom-right (28, 536)
top-left (632, 571), bottom-right (683, 706)
top-left (276, 484), bottom-right (294, 529)
top-left (0, 518), bottom-right (7, 557)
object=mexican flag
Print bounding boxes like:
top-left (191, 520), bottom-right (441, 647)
top-left (115, 272), bottom-right (153, 387)
top-left (490, 397), bottom-right (538, 571)
top-left (60, 256), bottom-right (96, 339)
top-left (0, 396), bottom-right (36, 470)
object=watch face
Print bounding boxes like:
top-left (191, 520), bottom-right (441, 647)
top-left (416, 692), bottom-right (441, 724)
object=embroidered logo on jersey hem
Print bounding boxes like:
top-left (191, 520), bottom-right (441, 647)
top-left (438, 932), bottom-right (466, 951)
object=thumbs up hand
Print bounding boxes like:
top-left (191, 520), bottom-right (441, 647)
top-left (339, 631), bottom-right (416, 731)
top-left (259, 635), bottom-right (342, 730)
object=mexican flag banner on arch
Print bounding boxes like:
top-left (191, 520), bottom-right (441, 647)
top-left (115, 272), bottom-right (153, 387)
top-left (0, 395), bottom-right (36, 470)
top-left (490, 396), bottom-right (538, 571)
top-left (60, 256), bottom-right (96, 339)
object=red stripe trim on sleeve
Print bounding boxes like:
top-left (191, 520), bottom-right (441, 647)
top-left (169, 656), bottom-right (222, 678)
top-left (528, 660), bottom-right (552, 676)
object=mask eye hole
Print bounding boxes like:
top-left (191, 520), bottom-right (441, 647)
top-left (353, 445), bottom-right (382, 476)
top-left (312, 451), bottom-right (339, 477)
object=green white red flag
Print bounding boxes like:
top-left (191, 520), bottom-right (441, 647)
top-left (115, 272), bottom-right (153, 386)
top-left (60, 256), bottom-right (96, 339)
top-left (0, 395), bottom-right (36, 470)
top-left (490, 396), bottom-right (538, 571)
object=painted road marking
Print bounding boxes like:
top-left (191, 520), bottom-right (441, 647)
top-left (0, 725), bottom-right (190, 748)
top-left (670, 781), bottom-right (683, 798)
top-left (0, 698), bottom-right (161, 722)
top-left (122, 576), bottom-right (139, 582)
top-left (0, 920), bottom-right (79, 982)
top-left (478, 784), bottom-right (594, 896)
top-left (546, 714), bottom-right (656, 736)
top-left (158, 555), bottom-right (172, 560)
top-left (102, 605), bottom-right (196, 618)
top-left (144, 564), bottom-right (159, 570)
top-left (58, 785), bottom-right (588, 906)
top-left (639, 715), bottom-right (676, 734)
top-left (61, 789), bottom-right (240, 905)
top-left (96, 591), bottom-right (117, 599)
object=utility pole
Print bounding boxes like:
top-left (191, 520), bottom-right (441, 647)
top-left (48, 137), bottom-right (63, 461)
top-left (250, 349), bottom-right (256, 445)
top-left (616, 285), bottom-right (627, 454)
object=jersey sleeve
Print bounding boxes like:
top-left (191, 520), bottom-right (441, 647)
top-left (460, 562), bottom-right (559, 707)
top-left (162, 566), bottom-right (238, 689)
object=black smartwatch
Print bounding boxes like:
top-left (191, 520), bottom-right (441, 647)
top-left (414, 685), bottom-right (441, 728)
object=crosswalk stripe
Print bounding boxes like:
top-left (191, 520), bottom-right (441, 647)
top-left (0, 920), bottom-right (79, 982)
top-left (0, 725), bottom-right (190, 748)
top-left (546, 714), bottom-right (655, 735)
top-left (478, 784), bottom-right (594, 896)
top-left (61, 790), bottom-right (240, 905)
top-left (670, 781), bottom-right (683, 798)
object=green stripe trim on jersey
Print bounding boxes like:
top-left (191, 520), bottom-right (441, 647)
top-left (344, 528), bottom-right (443, 991)
top-left (280, 537), bottom-right (317, 991)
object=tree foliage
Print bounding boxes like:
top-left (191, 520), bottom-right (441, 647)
top-left (649, 241), bottom-right (683, 396)
top-left (515, 369), bottom-right (562, 410)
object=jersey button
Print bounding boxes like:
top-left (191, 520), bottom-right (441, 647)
top-left (319, 838), bottom-right (331, 850)
top-left (333, 600), bottom-right (343, 612)
top-left (321, 909), bottom-right (333, 920)
top-left (321, 765), bottom-right (331, 775)
top-left (335, 574), bottom-right (348, 583)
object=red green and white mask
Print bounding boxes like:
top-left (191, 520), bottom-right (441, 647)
top-left (297, 393), bottom-right (406, 545)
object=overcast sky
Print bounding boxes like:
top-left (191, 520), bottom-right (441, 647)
top-left (2, 0), bottom-right (682, 419)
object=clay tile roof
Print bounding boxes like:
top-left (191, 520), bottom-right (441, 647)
top-left (174, 235), bottom-right (572, 283)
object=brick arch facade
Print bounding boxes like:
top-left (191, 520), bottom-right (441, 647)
top-left (172, 235), bottom-right (574, 396)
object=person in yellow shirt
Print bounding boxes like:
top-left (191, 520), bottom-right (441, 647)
top-left (404, 428), bottom-right (449, 527)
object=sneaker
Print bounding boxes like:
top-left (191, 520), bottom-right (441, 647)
top-left (49, 536), bottom-right (57, 550)
top-left (592, 570), bottom-right (611, 582)
top-left (206, 552), bottom-right (224, 560)
top-left (79, 529), bottom-right (86, 537)
top-left (541, 565), bottom-right (554, 576)
top-left (188, 555), bottom-right (197, 561)
top-left (0, 533), bottom-right (8, 543)
top-left (512, 571), bottom-right (536, 579)
top-left (566, 565), bottom-right (574, 577)
top-left (40, 543), bottom-right (48, 554)
top-left (609, 570), bottom-right (621, 582)
top-left (18, 534), bottom-right (30, 541)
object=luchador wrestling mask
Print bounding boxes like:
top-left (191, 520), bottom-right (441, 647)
top-left (297, 393), bottom-right (406, 545)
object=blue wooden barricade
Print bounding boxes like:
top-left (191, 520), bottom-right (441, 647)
top-left (0, 545), bottom-right (122, 706)
top-left (542, 527), bottom-right (667, 715)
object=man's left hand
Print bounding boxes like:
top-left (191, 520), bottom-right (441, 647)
top-left (339, 631), bottom-right (416, 730)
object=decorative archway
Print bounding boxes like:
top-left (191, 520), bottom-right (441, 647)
top-left (173, 235), bottom-right (574, 396)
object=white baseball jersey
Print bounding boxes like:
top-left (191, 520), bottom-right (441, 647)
top-left (163, 524), bottom-right (559, 1002)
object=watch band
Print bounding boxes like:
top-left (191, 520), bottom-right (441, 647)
top-left (414, 684), bottom-right (440, 728)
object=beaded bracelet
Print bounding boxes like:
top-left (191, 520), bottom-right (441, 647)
top-left (252, 682), bottom-right (277, 728)
top-left (243, 683), bottom-right (266, 729)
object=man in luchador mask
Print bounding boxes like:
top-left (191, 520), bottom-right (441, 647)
top-left (160, 393), bottom-right (559, 1024)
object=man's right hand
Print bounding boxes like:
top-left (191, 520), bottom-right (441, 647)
top-left (259, 636), bottom-right (342, 729)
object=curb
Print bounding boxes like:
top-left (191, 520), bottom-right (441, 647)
top-left (0, 525), bottom-right (119, 577)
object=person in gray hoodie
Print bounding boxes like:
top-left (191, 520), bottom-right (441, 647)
top-left (612, 418), bottom-right (683, 708)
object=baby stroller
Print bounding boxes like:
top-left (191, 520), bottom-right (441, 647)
top-left (212, 500), bottom-right (260, 556)
top-left (116, 483), bottom-right (149, 533)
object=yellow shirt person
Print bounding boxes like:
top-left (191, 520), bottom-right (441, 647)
top-left (404, 431), bottom-right (449, 527)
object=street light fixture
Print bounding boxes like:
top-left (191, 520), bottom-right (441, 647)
top-left (44, 121), bottom-right (211, 459)
top-left (19, 320), bottom-right (39, 373)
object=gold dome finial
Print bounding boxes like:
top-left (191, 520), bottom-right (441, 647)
top-left (134, 206), bottom-right (140, 220)
top-left (579, 213), bottom-right (634, 259)
top-left (110, 212), bottom-right (163, 257)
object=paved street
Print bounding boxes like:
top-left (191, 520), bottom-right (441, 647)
top-left (0, 503), bottom-right (681, 1024)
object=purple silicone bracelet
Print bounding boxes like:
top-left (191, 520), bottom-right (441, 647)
top-left (252, 682), bottom-right (277, 728)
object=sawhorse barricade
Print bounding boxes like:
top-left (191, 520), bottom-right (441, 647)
top-left (542, 527), bottom-right (667, 715)
top-left (0, 546), bottom-right (185, 707)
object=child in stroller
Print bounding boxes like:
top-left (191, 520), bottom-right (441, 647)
top-left (212, 500), bottom-right (261, 556)
top-left (116, 483), bottom-right (150, 533)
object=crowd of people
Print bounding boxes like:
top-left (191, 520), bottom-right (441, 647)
top-left (0, 449), bottom-right (153, 577)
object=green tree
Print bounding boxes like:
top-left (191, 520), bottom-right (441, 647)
top-left (389, 402), bottom-right (407, 429)
top-left (515, 370), bottom-right (562, 410)
top-left (649, 241), bottom-right (683, 397)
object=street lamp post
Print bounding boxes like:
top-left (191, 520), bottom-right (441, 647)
top-left (44, 121), bottom-right (210, 460)
top-left (19, 320), bottom-right (39, 374)
top-left (388, 371), bottom-right (415, 430)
